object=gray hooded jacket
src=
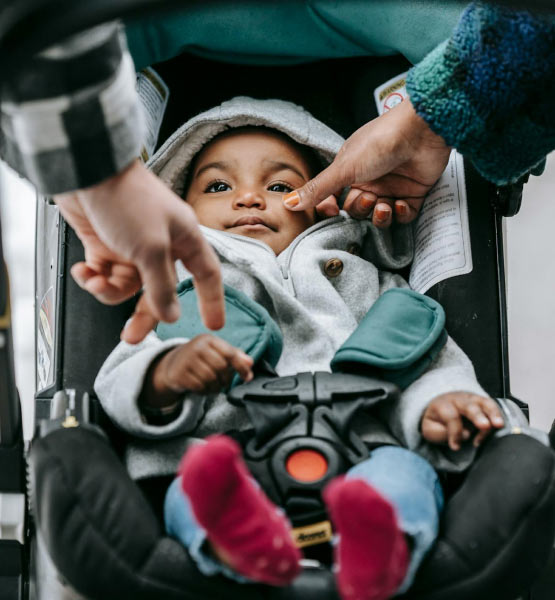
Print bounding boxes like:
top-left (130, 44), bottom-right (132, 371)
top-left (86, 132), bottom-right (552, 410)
top-left (94, 97), bottom-right (486, 481)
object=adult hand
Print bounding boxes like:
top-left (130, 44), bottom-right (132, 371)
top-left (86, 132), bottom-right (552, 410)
top-left (54, 160), bottom-right (225, 343)
top-left (283, 98), bottom-right (451, 228)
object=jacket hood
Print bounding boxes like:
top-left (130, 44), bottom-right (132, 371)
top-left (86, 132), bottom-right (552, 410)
top-left (149, 96), bottom-right (413, 269)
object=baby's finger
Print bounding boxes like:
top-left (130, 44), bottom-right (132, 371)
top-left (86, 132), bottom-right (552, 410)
top-left (372, 200), bottom-right (393, 229)
top-left (209, 337), bottom-right (254, 382)
top-left (191, 359), bottom-right (221, 388)
top-left (479, 397), bottom-right (505, 429)
top-left (197, 343), bottom-right (230, 373)
top-left (459, 397), bottom-right (494, 432)
top-left (229, 350), bottom-right (254, 382)
top-left (433, 400), bottom-right (464, 450)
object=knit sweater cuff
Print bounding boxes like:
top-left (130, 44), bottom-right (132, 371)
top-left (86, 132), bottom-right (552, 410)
top-left (406, 4), bottom-right (555, 186)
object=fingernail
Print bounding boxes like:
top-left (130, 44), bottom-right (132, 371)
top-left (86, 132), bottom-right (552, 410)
top-left (283, 191), bottom-right (300, 208)
top-left (375, 210), bottom-right (388, 222)
top-left (396, 203), bottom-right (408, 215)
top-left (360, 197), bottom-right (374, 210)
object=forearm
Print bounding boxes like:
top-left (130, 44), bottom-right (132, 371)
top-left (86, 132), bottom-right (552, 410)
top-left (0, 22), bottom-right (144, 194)
top-left (406, 3), bottom-right (555, 185)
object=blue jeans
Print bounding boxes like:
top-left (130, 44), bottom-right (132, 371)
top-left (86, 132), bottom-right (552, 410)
top-left (164, 445), bottom-right (444, 594)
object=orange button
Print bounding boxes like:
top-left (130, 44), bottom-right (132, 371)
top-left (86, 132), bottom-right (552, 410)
top-left (286, 449), bottom-right (328, 482)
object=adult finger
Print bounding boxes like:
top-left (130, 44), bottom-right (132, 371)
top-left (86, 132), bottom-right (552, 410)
top-left (372, 201), bottom-right (394, 229)
top-left (283, 159), bottom-right (351, 211)
top-left (344, 189), bottom-right (377, 220)
top-left (394, 198), bottom-right (425, 224)
top-left (315, 195), bottom-right (340, 218)
top-left (170, 216), bottom-right (225, 331)
top-left (134, 237), bottom-right (180, 324)
top-left (362, 173), bottom-right (431, 199)
top-left (120, 295), bottom-right (158, 344)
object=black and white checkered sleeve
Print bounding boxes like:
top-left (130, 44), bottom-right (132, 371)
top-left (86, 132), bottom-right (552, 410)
top-left (0, 22), bottom-right (144, 195)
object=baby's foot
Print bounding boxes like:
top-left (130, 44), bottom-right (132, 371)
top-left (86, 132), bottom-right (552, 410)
top-left (179, 435), bottom-right (301, 585)
top-left (324, 477), bottom-right (409, 600)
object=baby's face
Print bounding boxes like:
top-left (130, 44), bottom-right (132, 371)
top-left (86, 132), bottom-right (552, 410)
top-left (184, 130), bottom-right (316, 254)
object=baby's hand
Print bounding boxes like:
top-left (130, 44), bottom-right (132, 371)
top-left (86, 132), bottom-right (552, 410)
top-left (421, 392), bottom-right (505, 451)
top-left (159, 334), bottom-right (254, 394)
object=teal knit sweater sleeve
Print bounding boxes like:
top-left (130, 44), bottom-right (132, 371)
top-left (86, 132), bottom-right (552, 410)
top-left (406, 3), bottom-right (554, 185)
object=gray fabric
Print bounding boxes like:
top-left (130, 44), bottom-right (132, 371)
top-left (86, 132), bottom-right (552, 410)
top-left (95, 97), bottom-right (486, 480)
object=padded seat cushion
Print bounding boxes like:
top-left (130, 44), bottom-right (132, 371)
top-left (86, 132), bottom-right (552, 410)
top-left (30, 427), bottom-right (555, 600)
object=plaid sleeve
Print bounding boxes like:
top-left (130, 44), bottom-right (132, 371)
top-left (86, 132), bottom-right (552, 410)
top-left (0, 22), bottom-right (144, 195)
top-left (406, 3), bottom-right (555, 185)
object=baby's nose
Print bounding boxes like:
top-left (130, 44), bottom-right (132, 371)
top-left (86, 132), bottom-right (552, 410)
top-left (235, 191), bottom-right (265, 208)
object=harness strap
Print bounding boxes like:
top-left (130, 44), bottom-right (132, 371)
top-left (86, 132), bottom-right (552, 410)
top-left (330, 288), bottom-right (447, 389)
top-left (156, 279), bottom-right (283, 388)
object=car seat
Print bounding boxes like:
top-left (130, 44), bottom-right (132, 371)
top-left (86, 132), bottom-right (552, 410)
top-left (24, 51), bottom-right (555, 600)
top-left (1, 3), bottom-right (555, 600)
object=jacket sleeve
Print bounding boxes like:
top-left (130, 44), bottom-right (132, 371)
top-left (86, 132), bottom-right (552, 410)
top-left (378, 271), bottom-right (488, 472)
top-left (406, 2), bottom-right (554, 185)
top-left (94, 331), bottom-right (209, 439)
top-left (0, 22), bottom-right (144, 195)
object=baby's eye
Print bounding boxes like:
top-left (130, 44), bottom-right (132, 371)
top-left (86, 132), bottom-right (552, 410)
top-left (268, 182), bottom-right (294, 193)
top-left (205, 181), bottom-right (230, 193)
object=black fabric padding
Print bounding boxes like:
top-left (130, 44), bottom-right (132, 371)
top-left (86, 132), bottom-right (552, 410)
top-left (404, 434), bottom-right (555, 600)
top-left (29, 427), bottom-right (338, 600)
top-left (30, 428), bottom-right (555, 600)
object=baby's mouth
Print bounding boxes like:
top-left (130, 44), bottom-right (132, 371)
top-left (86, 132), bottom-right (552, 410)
top-left (230, 216), bottom-right (276, 231)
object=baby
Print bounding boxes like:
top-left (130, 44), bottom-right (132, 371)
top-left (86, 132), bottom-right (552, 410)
top-left (95, 98), bottom-right (504, 600)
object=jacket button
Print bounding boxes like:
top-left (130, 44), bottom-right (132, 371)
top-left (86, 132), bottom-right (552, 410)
top-left (324, 258), bottom-right (343, 278)
top-left (347, 243), bottom-right (361, 256)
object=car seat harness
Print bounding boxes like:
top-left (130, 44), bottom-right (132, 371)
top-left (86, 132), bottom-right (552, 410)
top-left (157, 282), bottom-right (447, 552)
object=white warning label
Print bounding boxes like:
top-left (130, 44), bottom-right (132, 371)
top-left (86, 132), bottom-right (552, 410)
top-left (374, 73), bottom-right (473, 293)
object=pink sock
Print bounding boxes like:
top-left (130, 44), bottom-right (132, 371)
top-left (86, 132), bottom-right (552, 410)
top-left (324, 477), bottom-right (409, 600)
top-left (179, 435), bottom-right (301, 585)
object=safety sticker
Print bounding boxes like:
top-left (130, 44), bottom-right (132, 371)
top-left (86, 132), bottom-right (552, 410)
top-left (136, 67), bottom-right (170, 162)
top-left (374, 72), bottom-right (408, 114)
top-left (374, 73), bottom-right (473, 293)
